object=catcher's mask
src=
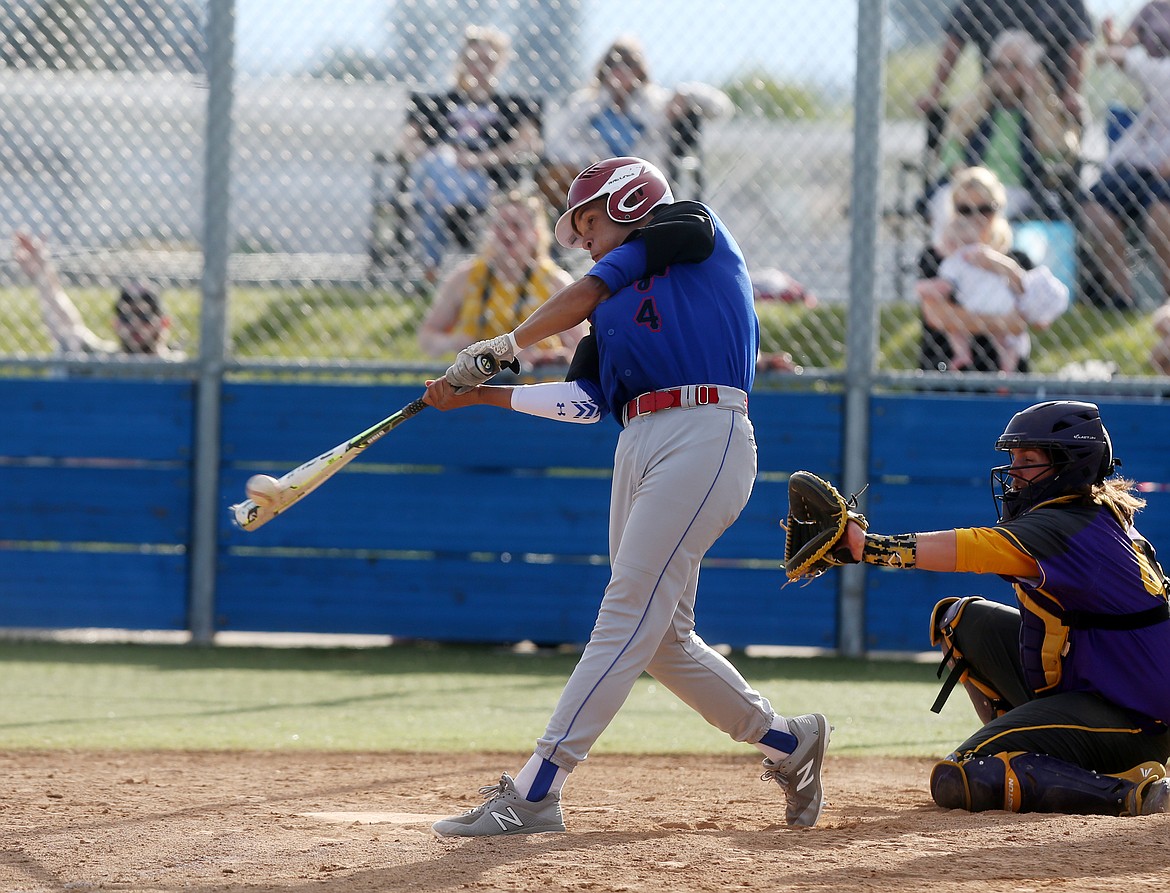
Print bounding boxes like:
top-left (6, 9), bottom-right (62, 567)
top-left (991, 400), bottom-right (1117, 521)
top-left (554, 156), bottom-right (673, 249)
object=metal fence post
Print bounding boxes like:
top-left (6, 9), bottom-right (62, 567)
top-left (187, 0), bottom-right (236, 645)
top-left (839, 0), bottom-right (888, 658)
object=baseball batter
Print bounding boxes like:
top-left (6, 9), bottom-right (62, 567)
top-left (423, 156), bottom-right (831, 837)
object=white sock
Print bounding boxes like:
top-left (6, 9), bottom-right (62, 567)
top-left (752, 715), bottom-right (797, 762)
top-left (513, 753), bottom-right (569, 801)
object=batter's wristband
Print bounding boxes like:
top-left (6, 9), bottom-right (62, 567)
top-left (862, 533), bottom-right (918, 569)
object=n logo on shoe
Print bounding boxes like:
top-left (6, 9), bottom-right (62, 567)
top-left (796, 759), bottom-right (815, 792)
top-left (490, 807), bottom-right (525, 831)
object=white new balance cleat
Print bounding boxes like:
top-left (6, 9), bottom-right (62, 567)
top-left (432, 773), bottom-right (566, 838)
top-left (761, 712), bottom-right (832, 827)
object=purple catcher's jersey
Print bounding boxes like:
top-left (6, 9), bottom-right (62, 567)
top-left (995, 498), bottom-right (1170, 726)
top-left (577, 202), bottom-right (759, 423)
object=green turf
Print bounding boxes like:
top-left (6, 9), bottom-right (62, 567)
top-left (0, 640), bottom-right (976, 757)
top-left (2, 282), bottom-right (1161, 375)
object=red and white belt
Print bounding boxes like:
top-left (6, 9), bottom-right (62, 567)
top-left (621, 385), bottom-right (747, 427)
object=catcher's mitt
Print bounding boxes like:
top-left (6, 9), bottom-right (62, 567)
top-left (782, 471), bottom-right (868, 581)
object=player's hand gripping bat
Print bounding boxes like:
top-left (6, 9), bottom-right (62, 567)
top-left (230, 356), bottom-right (519, 531)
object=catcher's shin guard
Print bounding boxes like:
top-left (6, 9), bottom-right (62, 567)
top-left (931, 752), bottom-right (1161, 816)
top-left (930, 752), bottom-right (1015, 812)
top-left (929, 596), bottom-right (1007, 716)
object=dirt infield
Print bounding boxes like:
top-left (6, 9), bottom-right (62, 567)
top-left (4, 750), bottom-right (1169, 893)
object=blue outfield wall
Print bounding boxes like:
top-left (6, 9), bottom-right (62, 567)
top-left (216, 383), bottom-right (845, 649)
top-left (0, 378), bottom-right (194, 630)
top-left (2, 378), bottom-right (1168, 652)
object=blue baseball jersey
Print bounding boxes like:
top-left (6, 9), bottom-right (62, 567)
top-left (572, 202), bottom-right (759, 423)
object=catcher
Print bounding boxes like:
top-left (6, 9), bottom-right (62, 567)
top-left (784, 400), bottom-right (1170, 816)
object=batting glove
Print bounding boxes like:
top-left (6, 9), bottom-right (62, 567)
top-left (446, 333), bottom-right (518, 394)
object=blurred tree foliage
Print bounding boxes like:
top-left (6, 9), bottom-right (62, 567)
top-left (309, 46), bottom-right (397, 82)
top-left (723, 70), bottom-right (825, 120)
top-left (0, 0), bottom-right (204, 73)
top-left (884, 45), bottom-right (982, 119)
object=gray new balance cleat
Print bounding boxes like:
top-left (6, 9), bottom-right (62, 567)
top-left (761, 713), bottom-right (832, 827)
top-left (432, 773), bottom-right (566, 838)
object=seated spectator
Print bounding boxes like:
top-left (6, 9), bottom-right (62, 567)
top-left (13, 232), bottom-right (184, 359)
top-left (540, 36), bottom-right (732, 207)
top-left (1080, 2), bottom-right (1170, 310)
top-left (401, 26), bottom-right (542, 283)
top-left (918, 167), bottom-right (1066, 373)
top-left (417, 190), bottom-right (584, 368)
top-left (927, 29), bottom-right (1080, 242)
top-left (930, 212), bottom-right (1069, 372)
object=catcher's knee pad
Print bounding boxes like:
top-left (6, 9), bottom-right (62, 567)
top-left (928, 596), bottom-right (1006, 714)
top-left (930, 752), bottom-right (1015, 812)
top-left (930, 596), bottom-right (974, 640)
top-left (932, 751), bottom-right (1139, 815)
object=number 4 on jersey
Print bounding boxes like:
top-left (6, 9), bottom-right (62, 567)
top-left (634, 297), bottom-right (661, 332)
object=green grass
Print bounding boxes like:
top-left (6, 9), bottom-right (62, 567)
top-left (758, 300), bottom-right (1161, 376)
top-left (6, 282), bottom-right (1156, 375)
top-left (0, 284), bottom-right (436, 365)
top-left (0, 640), bottom-right (975, 757)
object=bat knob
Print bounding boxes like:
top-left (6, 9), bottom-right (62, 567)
top-left (474, 355), bottom-right (522, 376)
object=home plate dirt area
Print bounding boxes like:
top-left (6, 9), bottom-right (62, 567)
top-left (3, 750), bottom-right (1168, 892)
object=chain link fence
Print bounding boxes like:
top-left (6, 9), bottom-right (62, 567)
top-left (0, 0), bottom-right (1166, 386)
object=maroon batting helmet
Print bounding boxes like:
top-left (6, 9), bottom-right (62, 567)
top-left (554, 156), bottom-right (674, 248)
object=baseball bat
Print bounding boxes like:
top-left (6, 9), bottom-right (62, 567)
top-left (230, 356), bottom-right (519, 532)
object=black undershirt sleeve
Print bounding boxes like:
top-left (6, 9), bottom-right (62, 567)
top-left (565, 327), bottom-right (599, 383)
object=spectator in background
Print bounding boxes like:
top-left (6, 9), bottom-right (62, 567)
top-left (917, 0), bottom-right (1093, 126)
top-left (13, 232), bottom-right (184, 359)
top-left (917, 167), bottom-right (1063, 373)
top-left (401, 26), bottom-right (542, 283)
top-left (927, 29), bottom-right (1080, 240)
top-left (929, 209), bottom-right (1068, 372)
top-left (1080, 2), bottom-right (1170, 311)
top-left (540, 36), bottom-right (732, 208)
top-left (418, 190), bottom-right (585, 368)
